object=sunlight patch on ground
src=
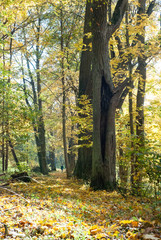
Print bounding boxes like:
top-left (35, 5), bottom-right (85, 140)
top-left (0, 172), bottom-right (160, 239)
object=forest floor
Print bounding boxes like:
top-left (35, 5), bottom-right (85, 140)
top-left (0, 171), bottom-right (160, 239)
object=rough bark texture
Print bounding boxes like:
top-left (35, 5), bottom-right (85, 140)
top-left (91, 0), bottom-right (128, 190)
top-left (35, 120), bottom-right (48, 175)
top-left (91, 0), bottom-right (114, 190)
top-left (74, 0), bottom-right (93, 180)
top-left (48, 150), bottom-right (56, 171)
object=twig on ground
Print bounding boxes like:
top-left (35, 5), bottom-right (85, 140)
top-left (0, 187), bottom-right (29, 203)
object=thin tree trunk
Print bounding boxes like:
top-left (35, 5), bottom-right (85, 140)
top-left (60, 6), bottom-right (70, 178)
top-left (35, 14), bottom-right (48, 175)
top-left (5, 138), bottom-right (9, 171)
top-left (68, 111), bottom-right (75, 173)
top-left (8, 139), bottom-right (22, 171)
top-left (48, 131), bottom-right (56, 171)
top-left (2, 46), bottom-right (5, 172)
top-left (125, 9), bottom-right (135, 188)
top-left (3, 47), bottom-right (9, 172)
top-left (22, 14), bottom-right (48, 175)
top-left (2, 123), bottom-right (5, 172)
top-left (118, 147), bottom-right (128, 185)
top-left (68, 137), bottom-right (75, 172)
top-left (133, 0), bottom-right (146, 194)
top-left (7, 36), bottom-right (16, 171)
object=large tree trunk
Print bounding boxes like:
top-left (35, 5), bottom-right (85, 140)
top-left (74, 0), bottom-right (93, 180)
top-left (91, 0), bottom-right (128, 190)
top-left (91, 0), bottom-right (115, 190)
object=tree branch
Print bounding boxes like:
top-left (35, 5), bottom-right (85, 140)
top-left (146, 0), bottom-right (156, 16)
top-left (110, 0), bottom-right (128, 35)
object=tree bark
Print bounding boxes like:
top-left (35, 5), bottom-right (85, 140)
top-left (35, 14), bottom-right (48, 175)
top-left (74, 0), bottom-right (93, 180)
top-left (119, 147), bottom-right (128, 185)
top-left (91, 0), bottom-right (128, 190)
top-left (8, 139), bottom-right (22, 171)
top-left (126, 9), bottom-right (135, 187)
top-left (68, 111), bottom-right (76, 173)
top-left (2, 112), bottom-right (5, 172)
top-left (22, 12), bottom-right (48, 175)
top-left (2, 47), bottom-right (5, 172)
top-left (60, 6), bottom-right (71, 178)
top-left (49, 150), bottom-right (56, 171)
top-left (132, 0), bottom-right (146, 194)
top-left (91, 0), bottom-right (114, 190)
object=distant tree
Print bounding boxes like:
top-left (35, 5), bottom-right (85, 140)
top-left (20, 7), bottom-right (48, 174)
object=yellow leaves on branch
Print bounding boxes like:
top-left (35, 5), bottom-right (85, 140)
top-left (70, 94), bottom-right (93, 148)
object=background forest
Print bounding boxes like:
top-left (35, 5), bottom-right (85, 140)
top-left (0, 0), bottom-right (161, 197)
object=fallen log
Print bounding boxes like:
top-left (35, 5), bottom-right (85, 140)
top-left (0, 183), bottom-right (9, 187)
top-left (11, 172), bottom-right (31, 182)
top-left (0, 173), bottom-right (6, 177)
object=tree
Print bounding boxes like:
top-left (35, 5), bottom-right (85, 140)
top-left (132, 0), bottom-right (147, 194)
top-left (0, 0), bottom-right (49, 172)
top-left (116, 0), bottom-right (157, 193)
top-left (60, 4), bottom-right (71, 177)
top-left (91, 0), bottom-right (128, 190)
top-left (74, 0), bottom-right (93, 180)
top-left (44, 0), bottom-right (84, 176)
top-left (107, 0), bottom-right (157, 192)
top-left (20, 6), bottom-right (49, 174)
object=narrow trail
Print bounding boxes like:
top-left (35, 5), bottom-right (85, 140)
top-left (0, 171), bottom-right (160, 239)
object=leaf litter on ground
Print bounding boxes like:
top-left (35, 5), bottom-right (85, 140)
top-left (0, 171), bottom-right (160, 239)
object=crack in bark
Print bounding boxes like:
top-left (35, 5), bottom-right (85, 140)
top-left (100, 76), bottom-right (112, 162)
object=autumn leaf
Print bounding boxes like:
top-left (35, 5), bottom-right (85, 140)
top-left (0, 172), bottom-right (160, 239)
